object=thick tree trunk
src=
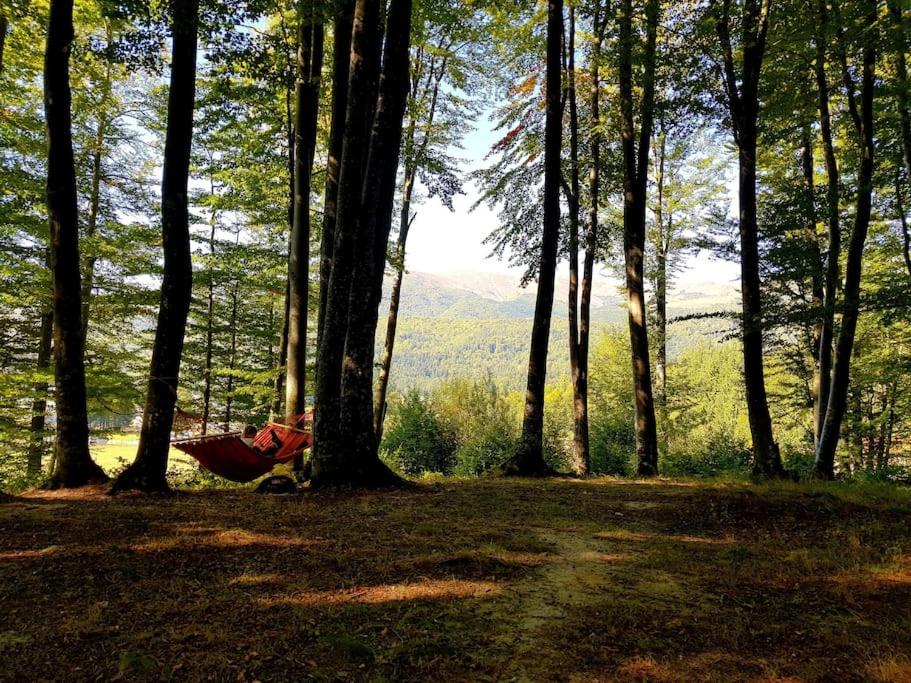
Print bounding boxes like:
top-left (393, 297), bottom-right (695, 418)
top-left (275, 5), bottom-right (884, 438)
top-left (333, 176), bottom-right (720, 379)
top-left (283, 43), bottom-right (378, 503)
top-left (312, 0), bottom-right (410, 488)
top-left (317, 0), bottom-right (355, 351)
top-left (813, 0), bottom-right (841, 445)
top-left (815, 1), bottom-right (876, 478)
top-left (503, 0), bottom-right (563, 477)
top-left (717, 0), bottom-right (783, 477)
top-left (285, 12), bottom-right (324, 425)
top-left (44, 0), bottom-right (107, 488)
top-left (111, 0), bottom-right (199, 493)
top-left (27, 310), bottom-right (53, 476)
top-left (620, 0), bottom-right (660, 476)
top-left (333, 0), bottom-right (412, 485)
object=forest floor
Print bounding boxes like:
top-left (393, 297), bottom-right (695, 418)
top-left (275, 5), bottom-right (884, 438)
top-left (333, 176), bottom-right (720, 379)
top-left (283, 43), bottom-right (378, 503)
top-left (1, 478), bottom-right (910, 682)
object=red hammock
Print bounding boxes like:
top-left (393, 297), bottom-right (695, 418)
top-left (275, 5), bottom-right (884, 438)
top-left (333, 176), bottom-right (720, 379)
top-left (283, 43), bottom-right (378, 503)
top-left (172, 421), bottom-right (312, 483)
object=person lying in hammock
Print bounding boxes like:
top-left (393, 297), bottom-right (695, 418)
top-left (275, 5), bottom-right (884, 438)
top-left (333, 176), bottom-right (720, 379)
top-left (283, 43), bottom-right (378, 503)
top-left (241, 425), bottom-right (284, 458)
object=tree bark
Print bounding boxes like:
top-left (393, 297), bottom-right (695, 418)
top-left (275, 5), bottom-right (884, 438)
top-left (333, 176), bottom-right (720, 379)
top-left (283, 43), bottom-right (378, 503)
top-left (111, 0), bottom-right (199, 493)
top-left (223, 275), bottom-right (239, 431)
top-left (201, 195), bottom-right (217, 435)
top-left (285, 10), bottom-right (324, 426)
top-left (716, 0), bottom-right (784, 477)
top-left (317, 0), bottom-right (355, 352)
top-left (814, 0), bottom-right (876, 478)
top-left (800, 127), bottom-right (825, 442)
top-left (812, 0), bottom-right (841, 446)
top-left (27, 310), bottom-right (53, 477)
top-left (312, 0), bottom-right (410, 488)
top-left (563, 6), bottom-right (592, 476)
top-left (0, 13), bottom-right (7, 74)
top-left (620, 0), bottom-right (660, 476)
top-left (501, 0), bottom-right (562, 477)
top-left (335, 0), bottom-right (412, 484)
top-left (653, 129), bottom-right (668, 456)
top-left (44, 0), bottom-right (107, 488)
top-left (887, 0), bottom-right (911, 279)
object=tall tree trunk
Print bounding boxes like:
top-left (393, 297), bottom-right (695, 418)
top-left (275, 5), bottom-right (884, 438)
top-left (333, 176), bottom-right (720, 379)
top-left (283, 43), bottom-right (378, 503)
top-left (317, 0), bottom-right (355, 351)
top-left (620, 0), bottom-right (660, 476)
top-left (564, 6), bottom-right (587, 475)
top-left (887, 0), bottom-right (911, 279)
top-left (330, 0), bottom-right (412, 486)
top-left (201, 201), bottom-right (216, 435)
top-left (44, 0), bottom-right (107, 488)
top-left (813, 0), bottom-right (841, 445)
top-left (111, 0), bottom-right (199, 493)
top-left (27, 310), bottom-right (53, 477)
top-left (272, 30), bottom-right (295, 421)
top-left (80, 23), bottom-right (113, 344)
top-left (800, 127), bottom-right (825, 441)
top-left (0, 13), bottom-right (7, 74)
top-left (895, 169), bottom-right (911, 279)
top-left (575, 3), bottom-right (603, 477)
top-left (285, 10), bottom-right (324, 426)
top-left (653, 128), bottom-right (668, 455)
top-left (501, 0), bottom-right (563, 477)
top-left (312, 0), bottom-right (410, 488)
top-left (223, 279), bottom-right (239, 431)
top-left (717, 0), bottom-right (784, 477)
top-left (815, 0), bottom-right (876, 478)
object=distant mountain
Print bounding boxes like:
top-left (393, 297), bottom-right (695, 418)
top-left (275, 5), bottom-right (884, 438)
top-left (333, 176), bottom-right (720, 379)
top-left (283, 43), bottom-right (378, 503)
top-left (382, 270), bottom-right (736, 322)
top-left (378, 271), bottom-right (739, 392)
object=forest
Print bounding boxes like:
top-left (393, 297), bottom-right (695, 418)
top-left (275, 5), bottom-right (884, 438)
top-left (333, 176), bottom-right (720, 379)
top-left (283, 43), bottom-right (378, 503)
top-left (2, 0), bottom-right (911, 680)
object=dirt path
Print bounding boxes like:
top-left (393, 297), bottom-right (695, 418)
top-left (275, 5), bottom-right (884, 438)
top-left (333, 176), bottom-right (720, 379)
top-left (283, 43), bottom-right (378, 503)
top-left (486, 526), bottom-right (622, 681)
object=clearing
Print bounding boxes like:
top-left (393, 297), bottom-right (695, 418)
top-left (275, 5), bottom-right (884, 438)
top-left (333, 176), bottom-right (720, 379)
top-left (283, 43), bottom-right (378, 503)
top-left (1, 478), bottom-right (910, 681)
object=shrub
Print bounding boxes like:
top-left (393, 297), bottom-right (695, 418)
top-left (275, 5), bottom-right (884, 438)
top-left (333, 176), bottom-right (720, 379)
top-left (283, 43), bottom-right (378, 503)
top-left (381, 390), bottom-right (456, 476)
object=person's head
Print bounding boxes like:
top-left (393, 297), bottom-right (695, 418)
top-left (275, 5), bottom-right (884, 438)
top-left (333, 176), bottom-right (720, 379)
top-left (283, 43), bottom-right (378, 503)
top-left (242, 425), bottom-right (257, 438)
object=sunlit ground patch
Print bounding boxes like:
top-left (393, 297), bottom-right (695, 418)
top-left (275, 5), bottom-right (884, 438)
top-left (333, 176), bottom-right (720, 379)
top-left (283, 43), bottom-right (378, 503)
top-left (259, 578), bottom-right (501, 607)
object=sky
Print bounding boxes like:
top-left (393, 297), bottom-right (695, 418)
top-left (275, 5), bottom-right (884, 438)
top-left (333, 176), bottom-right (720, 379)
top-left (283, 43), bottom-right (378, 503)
top-left (401, 109), bottom-right (742, 290)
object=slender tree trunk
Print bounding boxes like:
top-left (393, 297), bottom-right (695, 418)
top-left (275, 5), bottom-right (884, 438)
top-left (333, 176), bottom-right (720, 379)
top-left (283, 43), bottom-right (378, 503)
top-left (620, 0), bottom-right (660, 476)
top-left (895, 170), bottom-right (911, 279)
top-left (286, 10), bottom-right (324, 426)
top-left (0, 13), bottom-right (7, 74)
top-left (887, 0), bottom-right (911, 279)
top-left (317, 0), bottom-right (355, 351)
top-left (111, 0), bottom-right (199, 493)
top-left (813, 0), bottom-right (841, 445)
top-left (815, 0), bottom-right (876, 478)
top-left (273, 33), bottom-right (295, 420)
top-left (717, 0), bottom-right (783, 477)
top-left (80, 24), bottom-right (113, 344)
top-left (27, 310), bottom-right (53, 476)
top-left (800, 128), bottom-right (825, 440)
top-left (223, 279), bottom-right (239, 431)
top-left (564, 6), bottom-right (588, 476)
top-left (653, 129), bottom-right (668, 455)
top-left (576, 3), bottom-right (602, 477)
top-left (373, 174), bottom-right (413, 442)
top-left (503, 0), bottom-right (563, 477)
top-left (44, 0), bottom-right (107, 488)
top-left (201, 202), bottom-right (216, 435)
